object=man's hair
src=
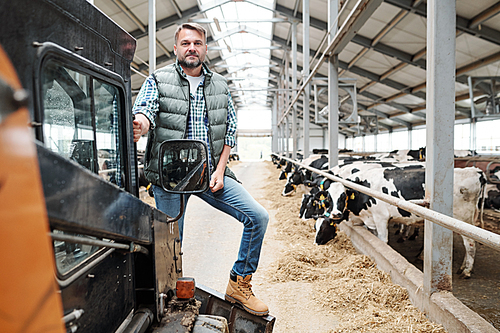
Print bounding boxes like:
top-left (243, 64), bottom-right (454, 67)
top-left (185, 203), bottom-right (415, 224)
top-left (174, 23), bottom-right (207, 44)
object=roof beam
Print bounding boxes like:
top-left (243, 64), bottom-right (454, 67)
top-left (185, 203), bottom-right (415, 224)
top-left (130, 5), bottom-right (201, 39)
top-left (111, 0), bottom-right (172, 57)
top-left (191, 18), bottom-right (289, 24)
top-left (468, 1), bottom-right (500, 29)
top-left (384, 0), bottom-right (500, 46)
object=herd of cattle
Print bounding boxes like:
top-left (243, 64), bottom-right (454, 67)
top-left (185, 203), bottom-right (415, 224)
top-left (272, 149), bottom-right (500, 279)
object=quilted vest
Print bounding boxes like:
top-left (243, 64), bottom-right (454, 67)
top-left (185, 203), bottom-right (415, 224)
top-left (144, 62), bottom-right (237, 186)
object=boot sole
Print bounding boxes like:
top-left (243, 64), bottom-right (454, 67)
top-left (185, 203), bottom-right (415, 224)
top-left (224, 294), bottom-right (269, 316)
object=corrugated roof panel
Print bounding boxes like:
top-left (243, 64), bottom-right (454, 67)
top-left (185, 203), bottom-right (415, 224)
top-left (456, 33), bottom-right (500, 68)
top-left (356, 2), bottom-right (402, 40)
top-left (364, 82), bottom-right (400, 99)
top-left (338, 42), bottom-right (365, 64)
top-left (465, 61), bottom-right (500, 77)
top-left (391, 94), bottom-right (425, 106)
top-left (354, 49), bottom-right (401, 76)
top-left (456, 0), bottom-right (498, 19)
top-left (387, 65), bottom-right (426, 88)
top-left (379, 14), bottom-right (426, 55)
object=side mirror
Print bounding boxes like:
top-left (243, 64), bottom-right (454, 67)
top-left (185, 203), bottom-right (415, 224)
top-left (158, 139), bottom-right (210, 194)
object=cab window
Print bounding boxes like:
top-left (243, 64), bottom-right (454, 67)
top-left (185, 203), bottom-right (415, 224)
top-left (41, 58), bottom-right (125, 188)
top-left (52, 230), bottom-right (103, 276)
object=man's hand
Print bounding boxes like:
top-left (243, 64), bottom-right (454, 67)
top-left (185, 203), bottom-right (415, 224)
top-left (133, 113), bottom-right (150, 142)
top-left (210, 168), bottom-right (224, 193)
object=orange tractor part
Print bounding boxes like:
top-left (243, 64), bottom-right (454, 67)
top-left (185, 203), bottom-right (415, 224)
top-left (0, 45), bottom-right (65, 333)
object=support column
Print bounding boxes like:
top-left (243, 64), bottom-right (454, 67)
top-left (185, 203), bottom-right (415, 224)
top-left (148, 0), bottom-right (156, 74)
top-left (280, 124), bottom-right (284, 155)
top-left (302, 0), bottom-right (310, 158)
top-left (408, 126), bottom-right (413, 149)
top-left (328, 0), bottom-right (339, 166)
top-left (272, 95), bottom-right (278, 153)
top-left (285, 53), bottom-right (290, 108)
top-left (424, 0), bottom-right (455, 295)
top-left (285, 115), bottom-right (290, 156)
top-left (470, 118), bottom-right (477, 151)
top-left (292, 22), bottom-right (298, 159)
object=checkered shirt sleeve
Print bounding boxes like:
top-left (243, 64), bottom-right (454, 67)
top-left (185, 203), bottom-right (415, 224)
top-left (225, 92), bottom-right (237, 148)
top-left (132, 76), bottom-right (158, 129)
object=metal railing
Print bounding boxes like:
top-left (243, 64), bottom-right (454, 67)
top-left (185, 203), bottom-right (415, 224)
top-left (273, 153), bottom-right (500, 251)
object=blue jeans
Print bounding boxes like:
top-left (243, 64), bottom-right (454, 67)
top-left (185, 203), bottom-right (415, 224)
top-left (152, 176), bottom-right (269, 277)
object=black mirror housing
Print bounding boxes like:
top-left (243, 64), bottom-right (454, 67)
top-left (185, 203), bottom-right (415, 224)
top-left (158, 139), bottom-right (210, 194)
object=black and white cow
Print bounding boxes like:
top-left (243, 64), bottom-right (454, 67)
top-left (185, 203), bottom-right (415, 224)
top-left (298, 161), bottom-right (405, 218)
top-left (482, 169), bottom-right (500, 211)
top-left (281, 155), bottom-right (329, 196)
top-left (315, 165), bottom-right (485, 278)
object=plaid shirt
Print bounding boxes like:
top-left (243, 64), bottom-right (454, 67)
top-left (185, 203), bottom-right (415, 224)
top-left (133, 63), bottom-right (237, 165)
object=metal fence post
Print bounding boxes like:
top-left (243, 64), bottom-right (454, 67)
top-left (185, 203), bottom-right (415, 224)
top-left (424, 0), bottom-right (456, 295)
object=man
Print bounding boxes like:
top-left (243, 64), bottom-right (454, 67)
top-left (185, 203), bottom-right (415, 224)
top-left (132, 23), bottom-right (269, 316)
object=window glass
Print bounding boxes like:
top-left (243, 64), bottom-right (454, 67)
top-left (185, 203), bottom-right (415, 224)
top-left (41, 58), bottom-right (125, 188)
top-left (52, 230), bottom-right (103, 276)
top-left (94, 79), bottom-right (123, 187)
top-left (42, 59), bottom-right (95, 171)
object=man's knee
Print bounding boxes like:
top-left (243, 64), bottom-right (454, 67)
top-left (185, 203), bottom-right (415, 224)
top-left (255, 207), bottom-right (269, 232)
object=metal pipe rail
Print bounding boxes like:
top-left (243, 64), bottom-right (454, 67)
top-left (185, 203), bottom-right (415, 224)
top-left (273, 153), bottom-right (500, 251)
top-left (50, 233), bottom-right (150, 256)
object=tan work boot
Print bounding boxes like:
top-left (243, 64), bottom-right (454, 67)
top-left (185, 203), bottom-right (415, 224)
top-left (225, 274), bottom-right (269, 316)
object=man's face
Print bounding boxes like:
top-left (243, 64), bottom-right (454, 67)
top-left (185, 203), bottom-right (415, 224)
top-left (174, 28), bottom-right (207, 69)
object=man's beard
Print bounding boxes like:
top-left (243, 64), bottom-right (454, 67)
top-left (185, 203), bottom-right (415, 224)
top-left (179, 53), bottom-right (202, 69)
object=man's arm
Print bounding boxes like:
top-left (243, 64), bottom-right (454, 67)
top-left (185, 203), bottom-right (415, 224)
top-left (133, 113), bottom-right (150, 143)
top-left (210, 144), bottom-right (231, 193)
top-left (132, 76), bottom-right (159, 142)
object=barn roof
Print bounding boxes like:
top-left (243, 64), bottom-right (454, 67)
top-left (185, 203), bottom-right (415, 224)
top-left (93, 0), bottom-right (500, 136)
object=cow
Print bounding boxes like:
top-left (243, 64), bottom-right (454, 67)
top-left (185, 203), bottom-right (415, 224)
top-left (314, 165), bottom-right (485, 278)
top-left (418, 147), bottom-right (477, 162)
top-left (299, 161), bottom-right (415, 219)
top-left (281, 155), bottom-right (329, 196)
top-left (481, 168), bottom-right (500, 211)
top-left (278, 161), bottom-right (294, 180)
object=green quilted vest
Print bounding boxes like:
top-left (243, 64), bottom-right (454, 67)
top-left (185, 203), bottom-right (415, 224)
top-left (144, 62), bottom-right (237, 186)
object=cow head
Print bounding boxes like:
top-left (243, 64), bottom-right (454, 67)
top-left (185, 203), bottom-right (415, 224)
top-left (282, 169), bottom-right (304, 196)
top-left (299, 193), bottom-right (313, 219)
top-left (279, 162), bottom-right (295, 180)
top-left (298, 189), bottom-right (329, 220)
top-left (313, 181), bottom-right (359, 245)
top-left (278, 170), bottom-right (288, 180)
top-left (324, 182), bottom-right (349, 219)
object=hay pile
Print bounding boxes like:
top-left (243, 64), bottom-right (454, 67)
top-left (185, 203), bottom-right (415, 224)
top-left (263, 161), bottom-right (446, 333)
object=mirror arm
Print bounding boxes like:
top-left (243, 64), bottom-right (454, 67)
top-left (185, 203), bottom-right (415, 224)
top-left (165, 195), bottom-right (185, 223)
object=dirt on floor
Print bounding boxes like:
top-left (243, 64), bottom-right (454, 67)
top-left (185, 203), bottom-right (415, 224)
top-left (258, 161), bottom-right (447, 333)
